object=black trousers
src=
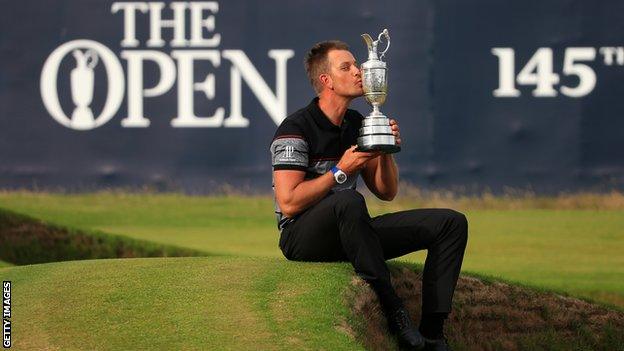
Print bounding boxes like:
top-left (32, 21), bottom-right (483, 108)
top-left (279, 189), bottom-right (468, 314)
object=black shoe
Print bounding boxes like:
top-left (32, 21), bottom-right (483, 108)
top-left (424, 337), bottom-right (452, 351)
top-left (387, 307), bottom-right (425, 350)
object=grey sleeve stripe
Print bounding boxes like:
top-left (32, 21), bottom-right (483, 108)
top-left (270, 138), bottom-right (309, 167)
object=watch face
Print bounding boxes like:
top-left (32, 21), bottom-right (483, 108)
top-left (336, 172), bottom-right (347, 184)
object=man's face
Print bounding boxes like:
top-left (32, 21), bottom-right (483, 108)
top-left (325, 49), bottom-right (363, 98)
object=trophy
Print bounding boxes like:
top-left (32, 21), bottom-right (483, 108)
top-left (70, 49), bottom-right (98, 129)
top-left (357, 29), bottom-right (400, 153)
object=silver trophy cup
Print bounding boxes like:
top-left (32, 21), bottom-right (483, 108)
top-left (357, 29), bottom-right (400, 153)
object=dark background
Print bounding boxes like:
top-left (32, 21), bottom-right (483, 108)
top-left (1, 0), bottom-right (622, 193)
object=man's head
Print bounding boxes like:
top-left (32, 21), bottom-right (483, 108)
top-left (304, 40), bottom-right (363, 98)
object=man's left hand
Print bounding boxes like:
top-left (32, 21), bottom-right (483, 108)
top-left (390, 119), bottom-right (401, 145)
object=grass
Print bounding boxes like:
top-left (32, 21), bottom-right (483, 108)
top-left (1, 191), bottom-right (622, 307)
top-left (0, 257), bottom-right (362, 351)
top-left (0, 208), bottom-right (209, 265)
top-left (346, 263), bottom-right (624, 351)
top-left (0, 190), bottom-right (623, 350)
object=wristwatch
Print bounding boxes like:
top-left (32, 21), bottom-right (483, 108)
top-left (330, 166), bottom-right (347, 184)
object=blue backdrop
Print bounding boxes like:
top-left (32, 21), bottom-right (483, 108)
top-left (1, 0), bottom-right (622, 193)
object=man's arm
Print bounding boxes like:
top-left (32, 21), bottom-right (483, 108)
top-left (361, 154), bottom-right (399, 201)
top-left (361, 119), bottom-right (401, 201)
top-left (274, 145), bottom-right (381, 218)
top-left (273, 170), bottom-right (335, 218)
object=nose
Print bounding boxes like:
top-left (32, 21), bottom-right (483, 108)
top-left (353, 65), bottom-right (361, 77)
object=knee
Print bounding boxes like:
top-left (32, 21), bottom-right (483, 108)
top-left (451, 210), bottom-right (468, 229)
top-left (445, 209), bottom-right (468, 242)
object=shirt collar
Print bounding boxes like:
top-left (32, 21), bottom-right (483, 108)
top-left (307, 97), bottom-right (346, 131)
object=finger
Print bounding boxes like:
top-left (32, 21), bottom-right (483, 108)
top-left (389, 119), bottom-right (397, 125)
top-left (346, 145), bottom-right (358, 154)
top-left (357, 150), bottom-right (380, 158)
top-left (396, 137), bottom-right (402, 145)
top-left (357, 151), bottom-right (378, 158)
top-left (364, 151), bottom-right (382, 159)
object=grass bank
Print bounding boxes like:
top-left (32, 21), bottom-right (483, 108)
top-left (0, 207), bottom-right (208, 265)
top-left (1, 191), bottom-right (622, 308)
top-left (0, 257), bottom-right (361, 350)
top-left (0, 258), bottom-right (622, 350)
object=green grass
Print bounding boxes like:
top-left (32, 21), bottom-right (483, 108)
top-left (0, 208), bottom-right (209, 265)
top-left (0, 192), bottom-right (278, 256)
top-left (401, 209), bottom-right (624, 307)
top-left (0, 191), bottom-right (623, 350)
top-left (0, 257), bottom-right (361, 350)
top-left (1, 191), bottom-right (622, 308)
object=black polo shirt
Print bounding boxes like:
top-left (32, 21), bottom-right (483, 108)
top-left (270, 97), bottom-right (364, 230)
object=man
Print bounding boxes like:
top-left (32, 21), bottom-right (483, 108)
top-left (269, 40), bottom-right (467, 351)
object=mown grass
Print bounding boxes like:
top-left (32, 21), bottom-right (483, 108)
top-left (1, 190), bottom-right (623, 350)
top-left (1, 191), bottom-right (622, 308)
top-left (2, 257), bottom-right (622, 351)
top-left (0, 208), bottom-right (209, 265)
top-left (0, 257), bottom-right (362, 351)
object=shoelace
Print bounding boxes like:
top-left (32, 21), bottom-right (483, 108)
top-left (392, 309), bottom-right (411, 330)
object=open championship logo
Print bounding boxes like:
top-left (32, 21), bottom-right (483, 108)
top-left (40, 2), bottom-right (294, 131)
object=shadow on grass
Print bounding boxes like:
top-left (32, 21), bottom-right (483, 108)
top-left (0, 207), bottom-right (211, 265)
top-left (345, 262), bottom-right (624, 351)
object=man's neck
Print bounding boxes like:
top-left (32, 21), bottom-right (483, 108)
top-left (318, 93), bottom-right (353, 126)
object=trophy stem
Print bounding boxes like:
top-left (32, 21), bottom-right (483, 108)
top-left (371, 103), bottom-right (381, 117)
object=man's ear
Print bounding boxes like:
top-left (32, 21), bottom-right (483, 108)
top-left (319, 73), bottom-right (333, 90)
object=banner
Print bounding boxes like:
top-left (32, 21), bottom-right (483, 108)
top-left (0, 1), bottom-right (622, 193)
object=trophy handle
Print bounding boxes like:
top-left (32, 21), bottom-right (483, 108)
top-left (71, 49), bottom-right (99, 69)
top-left (84, 49), bottom-right (99, 69)
top-left (378, 29), bottom-right (390, 60)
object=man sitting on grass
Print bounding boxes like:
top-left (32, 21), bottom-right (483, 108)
top-left (269, 40), bottom-right (468, 351)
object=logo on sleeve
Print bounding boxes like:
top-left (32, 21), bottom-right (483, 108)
top-left (283, 145), bottom-right (294, 159)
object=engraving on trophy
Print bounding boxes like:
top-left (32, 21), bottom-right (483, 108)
top-left (70, 49), bottom-right (99, 129)
top-left (357, 28), bottom-right (400, 153)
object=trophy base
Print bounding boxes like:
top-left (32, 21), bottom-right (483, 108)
top-left (356, 134), bottom-right (401, 154)
top-left (357, 112), bottom-right (400, 154)
top-left (356, 143), bottom-right (401, 154)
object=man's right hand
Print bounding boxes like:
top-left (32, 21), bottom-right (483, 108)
top-left (337, 145), bottom-right (381, 175)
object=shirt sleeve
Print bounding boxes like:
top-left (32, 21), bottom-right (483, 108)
top-left (270, 122), bottom-right (309, 171)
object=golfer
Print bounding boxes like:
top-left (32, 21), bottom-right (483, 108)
top-left (270, 40), bottom-right (467, 351)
